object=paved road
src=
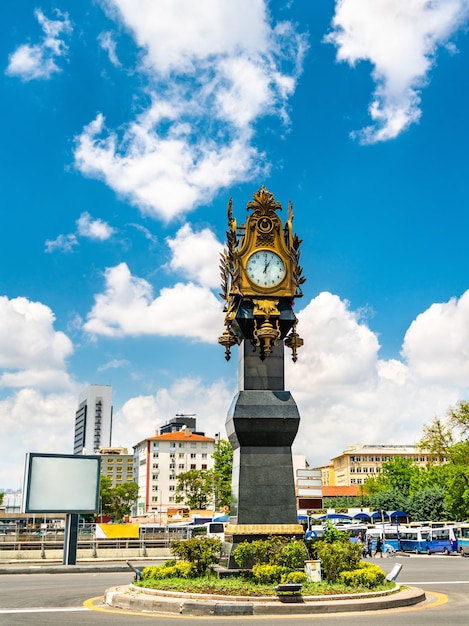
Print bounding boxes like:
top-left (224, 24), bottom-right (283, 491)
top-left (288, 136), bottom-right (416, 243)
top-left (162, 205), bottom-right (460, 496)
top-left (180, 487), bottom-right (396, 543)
top-left (1, 555), bottom-right (468, 625)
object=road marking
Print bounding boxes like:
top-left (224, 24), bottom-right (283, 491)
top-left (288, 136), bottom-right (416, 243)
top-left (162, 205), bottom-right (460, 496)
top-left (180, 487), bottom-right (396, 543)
top-left (0, 607), bottom-right (89, 614)
top-left (403, 580), bottom-right (469, 585)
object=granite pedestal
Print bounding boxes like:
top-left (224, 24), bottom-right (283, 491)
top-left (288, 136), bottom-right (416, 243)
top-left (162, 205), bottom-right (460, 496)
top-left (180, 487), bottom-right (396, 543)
top-left (222, 342), bottom-right (303, 568)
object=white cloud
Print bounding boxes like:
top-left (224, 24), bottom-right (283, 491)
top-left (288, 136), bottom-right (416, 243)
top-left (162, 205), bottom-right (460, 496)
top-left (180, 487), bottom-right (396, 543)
top-left (0, 389), bottom-right (78, 489)
top-left (74, 110), bottom-right (263, 221)
top-left (74, 1), bottom-right (307, 220)
top-left (113, 377), bottom-right (233, 449)
top-left (45, 233), bottom-right (78, 253)
top-left (98, 31), bottom-right (121, 67)
top-left (97, 358), bottom-right (130, 371)
top-left (76, 211), bottom-right (116, 241)
top-left (0, 296), bottom-right (73, 377)
top-left (287, 290), bottom-right (469, 466)
top-left (325, 0), bottom-right (469, 143)
top-left (5, 9), bottom-right (72, 81)
top-left (402, 290), bottom-right (469, 385)
top-left (45, 212), bottom-right (115, 252)
top-left (83, 262), bottom-right (222, 341)
top-left (166, 224), bottom-right (223, 288)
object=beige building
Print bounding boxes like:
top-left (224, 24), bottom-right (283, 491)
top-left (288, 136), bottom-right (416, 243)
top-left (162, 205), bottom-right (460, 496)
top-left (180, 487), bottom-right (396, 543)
top-left (99, 446), bottom-right (134, 487)
top-left (316, 444), bottom-right (432, 487)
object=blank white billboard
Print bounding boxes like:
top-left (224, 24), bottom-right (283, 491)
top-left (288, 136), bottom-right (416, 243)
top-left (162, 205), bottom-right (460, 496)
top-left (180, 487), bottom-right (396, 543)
top-left (22, 453), bottom-right (101, 514)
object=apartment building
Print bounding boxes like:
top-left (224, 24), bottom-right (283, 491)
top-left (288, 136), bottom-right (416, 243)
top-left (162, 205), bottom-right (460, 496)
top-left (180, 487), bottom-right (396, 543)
top-left (316, 444), bottom-right (432, 487)
top-left (99, 446), bottom-right (134, 487)
top-left (133, 424), bottom-right (216, 518)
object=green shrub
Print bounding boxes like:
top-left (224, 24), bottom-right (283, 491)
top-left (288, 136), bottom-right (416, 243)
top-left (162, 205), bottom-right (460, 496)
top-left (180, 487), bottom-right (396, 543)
top-left (315, 538), bottom-right (362, 583)
top-left (275, 538), bottom-right (308, 569)
top-left (140, 560), bottom-right (195, 580)
top-left (174, 560), bottom-right (194, 578)
top-left (252, 564), bottom-right (290, 584)
top-left (141, 565), bottom-right (160, 580)
top-left (339, 562), bottom-right (386, 588)
top-left (171, 537), bottom-right (221, 576)
top-left (232, 536), bottom-right (307, 569)
top-left (281, 570), bottom-right (307, 584)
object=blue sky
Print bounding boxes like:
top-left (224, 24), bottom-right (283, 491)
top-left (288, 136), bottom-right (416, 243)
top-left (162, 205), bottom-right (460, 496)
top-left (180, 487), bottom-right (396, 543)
top-left (2, 0), bottom-right (469, 490)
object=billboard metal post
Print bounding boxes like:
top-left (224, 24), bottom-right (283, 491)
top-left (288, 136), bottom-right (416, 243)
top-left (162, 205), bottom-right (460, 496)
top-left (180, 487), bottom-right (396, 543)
top-left (63, 513), bottom-right (79, 565)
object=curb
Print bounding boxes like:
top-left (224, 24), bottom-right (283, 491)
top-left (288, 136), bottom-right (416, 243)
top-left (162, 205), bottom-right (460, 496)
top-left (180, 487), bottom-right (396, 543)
top-left (104, 584), bottom-right (426, 616)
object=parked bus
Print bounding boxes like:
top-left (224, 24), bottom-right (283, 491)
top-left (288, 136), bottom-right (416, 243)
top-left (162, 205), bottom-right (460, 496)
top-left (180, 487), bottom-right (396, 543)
top-left (456, 524), bottom-right (469, 556)
top-left (364, 527), bottom-right (400, 552)
top-left (335, 523), bottom-right (368, 543)
top-left (425, 526), bottom-right (458, 555)
top-left (399, 527), bottom-right (431, 553)
top-left (191, 521), bottom-right (226, 541)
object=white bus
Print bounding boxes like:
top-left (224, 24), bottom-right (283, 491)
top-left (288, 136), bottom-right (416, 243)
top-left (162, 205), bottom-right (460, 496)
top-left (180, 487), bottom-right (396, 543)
top-left (190, 521), bottom-right (226, 541)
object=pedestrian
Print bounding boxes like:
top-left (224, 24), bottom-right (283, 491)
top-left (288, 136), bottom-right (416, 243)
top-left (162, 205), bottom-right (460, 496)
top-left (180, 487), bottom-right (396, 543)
top-left (375, 536), bottom-right (383, 558)
top-left (365, 534), bottom-right (372, 558)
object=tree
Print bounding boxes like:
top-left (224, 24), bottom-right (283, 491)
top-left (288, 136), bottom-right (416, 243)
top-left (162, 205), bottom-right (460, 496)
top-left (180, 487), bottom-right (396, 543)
top-left (0, 492), bottom-right (3, 506)
top-left (175, 469), bottom-right (214, 510)
top-left (99, 475), bottom-right (139, 521)
top-left (377, 457), bottom-right (419, 495)
top-left (212, 439), bottom-right (233, 510)
top-left (418, 401), bottom-right (469, 519)
top-left (369, 488), bottom-right (409, 513)
top-left (407, 487), bottom-right (448, 521)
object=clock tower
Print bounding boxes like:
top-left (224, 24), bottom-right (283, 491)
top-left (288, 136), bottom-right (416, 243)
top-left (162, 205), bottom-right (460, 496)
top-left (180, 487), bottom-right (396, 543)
top-left (218, 186), bottom-right (305, 567)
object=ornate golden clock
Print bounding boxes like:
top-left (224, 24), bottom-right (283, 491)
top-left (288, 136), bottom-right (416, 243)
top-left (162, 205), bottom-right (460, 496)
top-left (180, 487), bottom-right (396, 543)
top-left (219, 186), bottom-right (305, 362)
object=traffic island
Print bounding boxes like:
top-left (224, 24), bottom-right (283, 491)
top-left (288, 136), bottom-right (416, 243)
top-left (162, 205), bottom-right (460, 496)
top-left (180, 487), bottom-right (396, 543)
top-left (104, 583), bottom-right (426, 616)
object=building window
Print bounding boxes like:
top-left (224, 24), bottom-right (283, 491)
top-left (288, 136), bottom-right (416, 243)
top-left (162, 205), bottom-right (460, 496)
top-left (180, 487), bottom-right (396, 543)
top-left (190, 453), bottom-right (196, 459)
top-left (350, 468), bottom-right (355, 473)
top-left (179, 453), bottom-right (184, 458)
top-left (152, 496), bottom-right (158, 502)
top-left (178, 464), bottom-right (185, 469)
top-left (201, 464), bottom-right (207, 470)
top-left (153, 443), bottom-right (159, 449)
top-left (152, 474), bottom-right (158, 480)
top-left (170, 463), bottom-right (175, 469)
top-left (153, 453), bottom-right (159, 458)
top-left (190, 464), bottom-right (196, 470)
top-left (202, 453), bottom-right (207, 459)
top-left (351, 479), bottom-right (356, 484)
top-left (202, 443), bottom-right (208, 448)
top-left (108, 459), bottom-right (114, 464)
top-left (152, 485), bottom-right (158, 491)
top-left (179, 443), bottom-right (185, 448)
top-left (170, 453), bottom-right (176, 459)
top-left (169, 475), bottom-right (176, 480)
top-left (169, 485), bottom-right (175, 491)
top-left (191, 443), bottom-right (197, 448)
top-left (375, 456), bottom-right (380, 462)
top-left (169, 497), bottom-right (175, 502)
top-left (152, 463), bottom-right (158, 469)
top-left (117, 458), bottom-right (123, 464)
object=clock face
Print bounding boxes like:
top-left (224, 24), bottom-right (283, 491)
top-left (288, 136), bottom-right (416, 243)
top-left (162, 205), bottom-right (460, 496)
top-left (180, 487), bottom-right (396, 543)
top-left (246, 251), bottom-right (286, 288)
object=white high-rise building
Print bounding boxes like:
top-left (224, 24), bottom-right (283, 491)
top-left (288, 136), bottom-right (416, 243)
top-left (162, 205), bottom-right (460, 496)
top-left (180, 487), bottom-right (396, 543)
top-left (73, 385), bottom-right (113, 454)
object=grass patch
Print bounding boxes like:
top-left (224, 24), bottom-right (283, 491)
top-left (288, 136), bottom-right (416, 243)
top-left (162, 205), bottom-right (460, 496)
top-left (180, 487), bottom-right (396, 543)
top-left (134, 575), bottom-right (396, 597)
